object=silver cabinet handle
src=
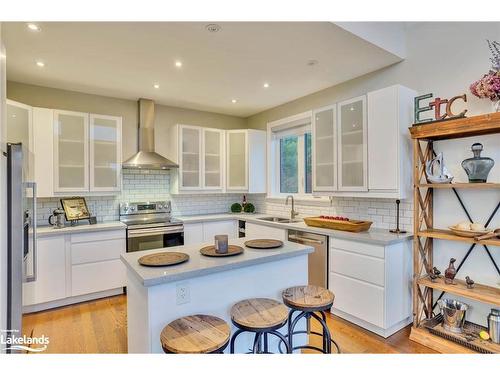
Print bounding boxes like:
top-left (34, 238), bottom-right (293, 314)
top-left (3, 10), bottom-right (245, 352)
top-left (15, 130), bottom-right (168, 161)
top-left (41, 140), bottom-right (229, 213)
top-left (26, 182), bottom-right (37, 283)
top-left (288, 234), bottom-right (324, 245)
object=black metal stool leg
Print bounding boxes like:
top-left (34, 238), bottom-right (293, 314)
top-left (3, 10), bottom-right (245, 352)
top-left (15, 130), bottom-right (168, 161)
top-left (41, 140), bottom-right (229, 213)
top-left (230, 329), bottom-right (244, 354)
top-left (288, 310), bottom-right (307, 352)
top-left (311, 312), bottom-right (332, 353)
top-left (263, 333), bottom-right (269, 353)
top-left (268, 330), bottom-right (291, 354)
top-left (252, 332), bottom-right (263, 354)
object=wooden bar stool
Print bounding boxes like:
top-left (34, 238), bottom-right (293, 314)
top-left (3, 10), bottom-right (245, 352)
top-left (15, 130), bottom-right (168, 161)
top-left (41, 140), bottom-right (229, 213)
top-left (281, 285), bottom-right (340, 354)
top-left (160, 314), bottom-right (230, 354)
top-left (230, 298), bottom-right (291, 354)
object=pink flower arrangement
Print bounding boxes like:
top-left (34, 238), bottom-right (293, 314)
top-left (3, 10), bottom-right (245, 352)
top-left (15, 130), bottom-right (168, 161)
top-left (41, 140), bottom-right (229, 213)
top-left (470, 40), bottom-right (500, 102)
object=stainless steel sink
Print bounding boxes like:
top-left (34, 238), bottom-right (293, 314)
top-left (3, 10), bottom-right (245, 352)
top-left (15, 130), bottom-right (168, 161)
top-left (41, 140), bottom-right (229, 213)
top-left (257, 216), bottom-right (302, 224)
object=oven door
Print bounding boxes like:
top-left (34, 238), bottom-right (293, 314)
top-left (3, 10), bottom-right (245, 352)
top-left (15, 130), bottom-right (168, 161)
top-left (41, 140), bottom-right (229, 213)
top-left (127, 225), bottom-right (184, 252)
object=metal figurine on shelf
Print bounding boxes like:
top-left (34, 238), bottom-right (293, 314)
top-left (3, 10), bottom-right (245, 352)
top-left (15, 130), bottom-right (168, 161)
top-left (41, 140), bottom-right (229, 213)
top-left (465, 276), bottom-right (475, 289)
top-left (425, 152), bottom-right (454, 184)
top-left (414, 93), bottom-right (467, 124)
top-left (445, 258), bottom-right (457, 284)
top-left (389, 199), bottom-right (407, 234)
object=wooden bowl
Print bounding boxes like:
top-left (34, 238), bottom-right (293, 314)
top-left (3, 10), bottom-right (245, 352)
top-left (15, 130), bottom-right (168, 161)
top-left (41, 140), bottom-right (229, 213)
top-left (448, 226), bottom-right (489, 238)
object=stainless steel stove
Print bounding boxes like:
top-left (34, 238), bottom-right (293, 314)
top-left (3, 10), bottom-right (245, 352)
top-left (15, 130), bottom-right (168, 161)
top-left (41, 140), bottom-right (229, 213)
top-left (119, 201), bottom-right (184, 252)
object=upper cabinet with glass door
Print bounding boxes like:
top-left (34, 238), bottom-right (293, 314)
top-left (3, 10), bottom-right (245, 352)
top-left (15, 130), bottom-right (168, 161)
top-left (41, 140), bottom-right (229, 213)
top-left (180, 125), bottom-right (202, 190)
top-left (312, 105), bottom-right (336, 192)
top-left (203, 128), bottom-right (224, 189)
top-left (337, 95), bottom-right (367, 191)
top-left (53, 110), bottom-right (89, 193)
top-left (90, 114), bottom-right (122, 192)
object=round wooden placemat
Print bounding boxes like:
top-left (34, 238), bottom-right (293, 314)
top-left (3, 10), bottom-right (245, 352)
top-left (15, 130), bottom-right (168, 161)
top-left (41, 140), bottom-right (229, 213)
top-left (244, 239), bottom-right (284, 249)
top-left (138, 251), bottom-right (189, 267)
top-left (200, 245), bottom-right (244, 257)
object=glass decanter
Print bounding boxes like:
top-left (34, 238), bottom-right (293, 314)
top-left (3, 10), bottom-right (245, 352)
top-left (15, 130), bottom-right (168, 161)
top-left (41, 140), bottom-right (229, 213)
top-left (461, 143), bottom-right (495, 183)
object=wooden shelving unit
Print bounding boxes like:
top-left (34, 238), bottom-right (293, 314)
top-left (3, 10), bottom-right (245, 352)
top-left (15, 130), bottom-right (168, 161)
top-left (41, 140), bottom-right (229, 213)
top-left (409, 111), bottom-right (500, 354)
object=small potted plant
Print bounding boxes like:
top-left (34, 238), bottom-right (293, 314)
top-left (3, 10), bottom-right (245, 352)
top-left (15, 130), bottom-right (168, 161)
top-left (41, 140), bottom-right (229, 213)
top-left (470, 40), bottom-right (500, 112)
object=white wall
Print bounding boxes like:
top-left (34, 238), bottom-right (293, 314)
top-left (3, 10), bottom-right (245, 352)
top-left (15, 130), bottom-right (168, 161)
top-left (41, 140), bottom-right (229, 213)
top-left (0, 22), bottom-right (8, 347)
top-left (247, 22), bottom-right (500, 326)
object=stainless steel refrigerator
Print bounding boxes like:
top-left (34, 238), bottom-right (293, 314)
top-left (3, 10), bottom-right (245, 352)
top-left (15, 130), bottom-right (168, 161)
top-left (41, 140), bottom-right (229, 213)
top-left (6, 142), bottom-right (37, 353)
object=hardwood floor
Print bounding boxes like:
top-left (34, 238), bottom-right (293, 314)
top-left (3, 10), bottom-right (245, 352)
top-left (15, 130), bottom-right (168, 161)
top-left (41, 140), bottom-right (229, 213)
top-left (22, 294), bottom-right (436, 354)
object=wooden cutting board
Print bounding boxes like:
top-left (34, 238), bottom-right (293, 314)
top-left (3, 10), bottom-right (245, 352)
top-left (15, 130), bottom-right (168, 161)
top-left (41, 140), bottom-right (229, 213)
top-left (244, 239), bottom-right (283, 249)
top-left (304, 217), bottom-right (372, 232)
top-left (138, 251), bottom-right (189, 267)
top-left (200, 245), bottom-right (244, 257)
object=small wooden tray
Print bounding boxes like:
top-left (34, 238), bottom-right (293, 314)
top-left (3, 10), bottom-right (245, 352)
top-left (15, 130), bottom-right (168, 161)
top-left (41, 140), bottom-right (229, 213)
top-left (304, 217), bottom-right (372, 232)
top-left (244, 239), bottom-right (283, 249)
top-left (423, 314), bottom-right (499, 354)
top-left (200, 245), bottom-right (244, 257)
top-left (138, 251), bottom-right (189, 267)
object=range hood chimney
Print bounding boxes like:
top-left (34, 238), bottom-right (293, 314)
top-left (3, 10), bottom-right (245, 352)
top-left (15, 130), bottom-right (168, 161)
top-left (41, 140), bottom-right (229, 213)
top-left (122, 98), bottom-right (178, 170)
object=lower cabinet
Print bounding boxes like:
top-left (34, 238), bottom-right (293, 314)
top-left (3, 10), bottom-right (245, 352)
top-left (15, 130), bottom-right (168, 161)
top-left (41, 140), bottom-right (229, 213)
top-left (245, 222), bottom-right (287, 241)
top-left (23, 228), bottom-right (126, 311)
top-left (23, 236), bottom-right (67, 306)
top-left (328, 237), bottom-right (412, 338)
top-left (183, 220), bottom-right (238, 245)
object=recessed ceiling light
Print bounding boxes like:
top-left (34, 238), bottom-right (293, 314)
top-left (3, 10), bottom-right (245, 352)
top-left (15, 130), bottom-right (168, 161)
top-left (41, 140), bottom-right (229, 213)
top-left (350, 106), bottom-right (355, 111)
top-left (175, 61), bottom-right (182, 68)
top-left (231, 99), bottom-right (237, 104)
top-left (205, 24), bottom-right (221, 33)
top-left (36, 61), bottom-right (45, 67)
top-left (263, 83), bottom-right (270, 88)
top-left (27, 23), bottom-right (40, 32)
top-left (12, 114), bottom-right (16, 118)
top-left (153, 83), bottom-right (160, 89)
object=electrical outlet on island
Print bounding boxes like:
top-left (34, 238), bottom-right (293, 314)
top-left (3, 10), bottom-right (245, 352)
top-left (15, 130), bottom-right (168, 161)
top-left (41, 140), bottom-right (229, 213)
top-left (176, 282), bottom-right (190, 305)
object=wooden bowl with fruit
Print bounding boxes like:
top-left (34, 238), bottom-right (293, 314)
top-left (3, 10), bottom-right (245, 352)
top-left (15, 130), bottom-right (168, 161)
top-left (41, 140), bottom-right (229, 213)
top-left (303, 215), bottom-right (372, 232)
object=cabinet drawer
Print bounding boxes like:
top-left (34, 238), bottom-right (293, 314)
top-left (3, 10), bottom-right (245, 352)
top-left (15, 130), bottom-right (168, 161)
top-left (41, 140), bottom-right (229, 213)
top-left (71, 259), bottom-right (125, 296)
top-left (329, 237), bottom-right (385, 259)
top-left (71, 238), bottom-right (125, 265)
top-left (330, 248), bottom-right (384, 286)
top-left (71, 229), bottom-right (125, 244)
top-left (330, 272), bottom-right (384, 327)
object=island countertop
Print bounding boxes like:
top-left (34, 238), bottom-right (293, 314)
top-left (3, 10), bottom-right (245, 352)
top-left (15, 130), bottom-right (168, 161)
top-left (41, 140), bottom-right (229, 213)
top-left (121, 238), bottom-right (313, 287)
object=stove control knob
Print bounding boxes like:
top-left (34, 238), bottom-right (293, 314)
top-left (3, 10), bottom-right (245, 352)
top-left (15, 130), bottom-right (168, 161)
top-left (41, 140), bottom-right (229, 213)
top-left (158, 204), bottom-right (164, 210)
top-left (130, 207), bottom-right (136, 212)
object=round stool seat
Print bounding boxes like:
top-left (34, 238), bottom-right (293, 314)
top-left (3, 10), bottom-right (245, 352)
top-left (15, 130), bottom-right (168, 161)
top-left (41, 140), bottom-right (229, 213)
top-left (282, 285), bottom-right (334, 311)
top-left (231, 298), bottom-right (288, 330)
top-left (160, 314), bottom-right (230, 354)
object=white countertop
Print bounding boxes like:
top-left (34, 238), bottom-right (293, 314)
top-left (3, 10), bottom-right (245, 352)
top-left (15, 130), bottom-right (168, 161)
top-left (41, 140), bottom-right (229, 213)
top-left (121, 237), bottom-right (313, 287)
top-left (37, 221), bottom-right (126, 237)
top-left (176, 213), bottom-right (413, 246)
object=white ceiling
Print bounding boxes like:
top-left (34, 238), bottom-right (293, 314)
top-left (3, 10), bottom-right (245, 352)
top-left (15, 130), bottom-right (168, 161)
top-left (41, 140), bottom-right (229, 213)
top-left (4, 22), bottom-right (403, 117)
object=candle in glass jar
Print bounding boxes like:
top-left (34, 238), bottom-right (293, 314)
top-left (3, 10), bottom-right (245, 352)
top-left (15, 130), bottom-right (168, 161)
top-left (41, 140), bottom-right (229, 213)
top-left (215, 234), bottom-right (228, 254)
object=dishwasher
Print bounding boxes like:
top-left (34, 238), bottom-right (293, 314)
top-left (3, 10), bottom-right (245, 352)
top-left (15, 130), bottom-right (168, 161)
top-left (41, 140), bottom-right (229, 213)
top-left (287, 230), bottom-right (328, 288)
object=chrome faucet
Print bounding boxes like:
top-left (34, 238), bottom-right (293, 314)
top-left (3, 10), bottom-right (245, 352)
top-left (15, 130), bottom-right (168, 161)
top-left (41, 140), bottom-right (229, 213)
top-left (285, 195), bottom-right (299, 220)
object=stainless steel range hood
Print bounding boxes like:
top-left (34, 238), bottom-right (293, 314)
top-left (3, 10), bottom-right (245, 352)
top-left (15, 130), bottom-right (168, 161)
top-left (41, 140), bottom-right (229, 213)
top-left (122, 98), bottom-right (178, 170)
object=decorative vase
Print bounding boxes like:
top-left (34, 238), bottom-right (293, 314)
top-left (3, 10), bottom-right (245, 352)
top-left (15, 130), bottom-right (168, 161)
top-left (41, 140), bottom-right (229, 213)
top-left (461, 143), bottom-right (495, 183)
top-left (444, 258), bottom-right (457, 285)
top-left (494, 100), bottom-right (500, 112)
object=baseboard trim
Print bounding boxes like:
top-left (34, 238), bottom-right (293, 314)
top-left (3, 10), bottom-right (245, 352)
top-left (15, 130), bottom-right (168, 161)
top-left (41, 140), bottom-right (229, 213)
top-left (23, 288), bottom-right (124, 314)
top-left (331, 308), bottom-right (413, 338)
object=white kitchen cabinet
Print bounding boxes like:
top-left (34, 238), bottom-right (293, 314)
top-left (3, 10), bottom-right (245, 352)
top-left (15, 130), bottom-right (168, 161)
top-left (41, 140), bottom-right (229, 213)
top-left (23, 227), bottom-right (126, 312)
top-left (328, 237), bottom-right (412, 338)
top-left (53, 109), bottom-right (89, 193)
top-left (337, 95), bottom-right (367, 191)
top-left (6, 100), bottom-right (34, 180)
top-left (312, 105), bottom-right (337, 192)
top-left (202, 220), bottom-right (238, 241)
top-left (183, 223), bottom-right (204, 245)
top-left (22, 236), bottom-right (67, 306)
top-left (203, 128), bottom-right (224, 189)
top-left (33, 107), bottom-right (54, 197)
top-left (245, 222), bottom-right (286, 241)
top-left (226, 129), bottom-right (266, 193)
top-left (89, 114), bottom-right (122, 192)
top-left (170, 124), bottom-right (225, 193)
top-left (367, 85), bottom-right (416, 198)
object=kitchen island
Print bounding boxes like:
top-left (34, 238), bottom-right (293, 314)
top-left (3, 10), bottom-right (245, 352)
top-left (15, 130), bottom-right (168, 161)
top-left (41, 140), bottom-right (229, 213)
top-left (121, 238), bottom-right (313, 353)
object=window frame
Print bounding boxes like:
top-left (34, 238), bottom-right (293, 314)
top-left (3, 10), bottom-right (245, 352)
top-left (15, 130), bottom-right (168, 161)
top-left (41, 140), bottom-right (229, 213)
top-left (267, 111), bottom-right (318, 200)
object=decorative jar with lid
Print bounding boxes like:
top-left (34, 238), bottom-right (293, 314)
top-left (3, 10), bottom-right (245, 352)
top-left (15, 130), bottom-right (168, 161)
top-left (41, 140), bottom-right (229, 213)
top-left (461, 143), bottom-right (495, 183)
